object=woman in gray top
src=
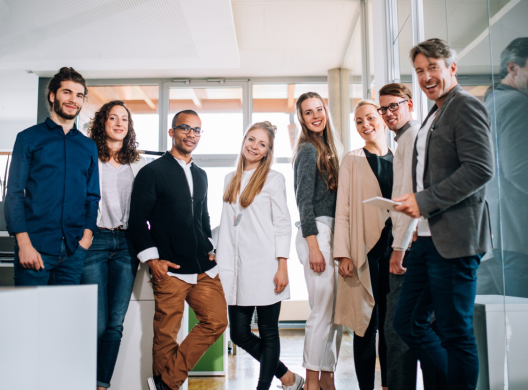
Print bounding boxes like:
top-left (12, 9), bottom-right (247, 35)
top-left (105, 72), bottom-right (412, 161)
top-left (81, 101), bottom-right (146, 390)
top-left (293, 92), bottom-right (343, 390)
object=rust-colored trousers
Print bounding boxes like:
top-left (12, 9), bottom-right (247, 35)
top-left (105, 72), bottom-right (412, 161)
top-left (151, 273), bottom-right (228, 389)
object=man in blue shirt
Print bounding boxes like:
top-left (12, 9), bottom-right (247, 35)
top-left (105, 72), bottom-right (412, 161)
top-left (4, 67), bottom-right (100, 286)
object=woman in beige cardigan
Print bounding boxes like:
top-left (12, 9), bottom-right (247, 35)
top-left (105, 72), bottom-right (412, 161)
top-left (333, 100), bottom-right (394, 390)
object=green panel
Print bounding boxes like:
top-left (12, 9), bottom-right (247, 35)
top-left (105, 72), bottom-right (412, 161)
top-left (188, 307), bottom-right (224, 372)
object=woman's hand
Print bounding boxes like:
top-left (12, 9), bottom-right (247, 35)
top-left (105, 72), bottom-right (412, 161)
top-left (274, 258), bottom-right (289, 293)
top-left (306, 235), bottom-right (326, 273)
top-left (338, 257), bottom-right (355, 279)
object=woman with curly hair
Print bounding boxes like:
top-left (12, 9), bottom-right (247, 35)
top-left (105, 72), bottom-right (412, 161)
top-left (81, 100), bottom-right (146, 390)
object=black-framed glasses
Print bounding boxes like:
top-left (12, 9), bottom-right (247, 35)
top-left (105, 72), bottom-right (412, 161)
top-left (173, 124), bottom-right (203, 136)
top-left (377, 100), bottom-right (409, 115)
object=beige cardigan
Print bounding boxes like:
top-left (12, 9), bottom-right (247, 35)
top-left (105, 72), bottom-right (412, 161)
top-left (333, 148), bottom-right (391, 337)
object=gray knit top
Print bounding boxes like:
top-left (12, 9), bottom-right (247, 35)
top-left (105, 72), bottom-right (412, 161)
top-left (294, 142), bottom-right (337, 238)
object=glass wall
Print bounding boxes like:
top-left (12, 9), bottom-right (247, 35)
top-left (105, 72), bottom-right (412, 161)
top-left (421, 0), bottom-right (528, 386)
top-left (79, 85), bottom-right (160, 152)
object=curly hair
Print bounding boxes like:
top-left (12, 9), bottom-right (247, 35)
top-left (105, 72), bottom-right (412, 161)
top-left (88, 100), bottom-right (140, 165)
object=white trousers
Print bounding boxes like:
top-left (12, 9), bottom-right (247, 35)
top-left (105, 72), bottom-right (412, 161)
top-left (296, 222), bottom-right (343, 372)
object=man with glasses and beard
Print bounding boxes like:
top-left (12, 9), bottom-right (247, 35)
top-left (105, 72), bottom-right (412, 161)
top-left (5, 67), bottom-right (100, 286)
top-left (128, 110), bottom-right (228, 390)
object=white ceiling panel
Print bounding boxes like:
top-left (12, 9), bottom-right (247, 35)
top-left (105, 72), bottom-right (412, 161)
top-left (0, 0), bottom-right (361, 78)
top-left (0, 0), bottom-right (239, 73)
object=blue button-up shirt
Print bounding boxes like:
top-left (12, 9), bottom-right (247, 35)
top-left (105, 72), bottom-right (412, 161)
top-left (4, 117), bottom-right (100, 256)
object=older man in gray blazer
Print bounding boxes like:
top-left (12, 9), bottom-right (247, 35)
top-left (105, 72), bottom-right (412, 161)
top-left (392, 39), bottom-right (494, 390)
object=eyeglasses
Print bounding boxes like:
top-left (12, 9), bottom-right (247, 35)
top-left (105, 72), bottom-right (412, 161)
top-left (173, 124), bottom-right (203, 136)
top-left (377, 100), bottom-right (409, 115)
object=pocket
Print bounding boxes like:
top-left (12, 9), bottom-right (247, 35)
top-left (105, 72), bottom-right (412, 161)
top-left (315, 222), bottom-right (333, 254)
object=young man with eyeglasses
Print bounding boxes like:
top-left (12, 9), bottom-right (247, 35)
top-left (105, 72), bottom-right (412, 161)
top-left (128, 110), bottom-right (228, 390)
top-left (378, 84), bottom-right (436, 390)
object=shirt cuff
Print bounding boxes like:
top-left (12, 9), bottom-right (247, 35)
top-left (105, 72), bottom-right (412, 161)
top-left (137, 247), bottom-right (159, 263)
top-left (208, 237), bottom-right (215, 255)
top-left (275, 236), bottom-right (290, 259)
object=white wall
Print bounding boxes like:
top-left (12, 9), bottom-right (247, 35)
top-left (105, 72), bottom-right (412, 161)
top-left (0, 70), bottom-right (38, 151)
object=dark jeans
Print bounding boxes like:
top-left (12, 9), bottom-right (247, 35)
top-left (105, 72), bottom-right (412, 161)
top-left (353, 243), bottom-right (390, 390)
top-left (14, 240), bottom-right (86, 286)
top-left (393, 237), bottom-right (482, 390)
top-left (385, 268), bottom-right (419, 390)
top-left (80, 230), bottom-right (139, 388)
top-left (229, 302), bottom-right (288, 390)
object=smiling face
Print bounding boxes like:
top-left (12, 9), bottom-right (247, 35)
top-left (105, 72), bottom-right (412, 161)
top-left (379, 95), bottom-right (414, 132)
top-left (104, 105), bottom-right (129, 143)
top-left (49, 80), bottom-right (85, 120)
top-left (169, 113), bottom-right (201, 155)
top-left (414, 53), bottom-right (457, 104)
top-left (243, 128), bottom-right (270, 166)
top-left (300, 97), bottom-right (327, 134)
top-left (355, 104), bottom-right (386, 142)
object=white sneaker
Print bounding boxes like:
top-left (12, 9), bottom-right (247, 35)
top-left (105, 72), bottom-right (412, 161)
top-left (147, 377), bottom-right (157, 390)
top-left (278, 373), bottom-right (305, 390)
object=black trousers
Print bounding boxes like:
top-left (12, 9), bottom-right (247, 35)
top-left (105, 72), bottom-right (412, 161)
top-left (229, 302), bottom-right (288, 390)
top-left (353, 226), bottom-right (391, 390)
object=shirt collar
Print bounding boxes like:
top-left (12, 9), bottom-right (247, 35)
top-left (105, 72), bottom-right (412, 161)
top-left (45, 117), bottom-right (79, 134)
top-left (394, 120), bottom-right (419, 142)
top-left (174, 156), bottom-right (193, 169)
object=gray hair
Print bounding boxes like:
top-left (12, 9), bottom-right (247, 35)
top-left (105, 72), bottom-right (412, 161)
top-left (410, 38), bottom-right (458, 68)
top-left (500, 37), bottom-right (528, 79)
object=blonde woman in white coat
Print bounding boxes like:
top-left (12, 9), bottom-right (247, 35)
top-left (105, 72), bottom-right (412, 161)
top-left (80, 101), bottom-right (146, 390)
top-left (216, 121), bottom-right (304, 390)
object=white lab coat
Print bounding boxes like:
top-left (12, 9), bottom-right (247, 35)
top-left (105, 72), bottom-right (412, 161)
top-left (216, 168), bottom-right (292, 306)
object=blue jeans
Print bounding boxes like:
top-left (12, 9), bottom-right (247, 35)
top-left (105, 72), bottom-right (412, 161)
top-left (14, 240), bottom-right (86, 286)
top-left (393, 237), bottom-right (482, 390)
top-left (80, 230), bottom-right (139, 388)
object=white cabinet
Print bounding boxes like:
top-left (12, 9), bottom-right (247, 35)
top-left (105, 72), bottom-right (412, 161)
top-left (0, 286), bottom-right (97, 390)
top-left (474, 295), bottom-right (528, 390)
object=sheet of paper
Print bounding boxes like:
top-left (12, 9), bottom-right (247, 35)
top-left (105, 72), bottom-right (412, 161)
top-left (362, 196), bottom-right (402, 210)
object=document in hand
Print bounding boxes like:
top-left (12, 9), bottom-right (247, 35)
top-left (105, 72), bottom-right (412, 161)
top-left (363, 196), bottom-right (402, 211)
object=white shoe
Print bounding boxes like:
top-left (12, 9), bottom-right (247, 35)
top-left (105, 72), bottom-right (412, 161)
top-left (278, 373), bottom-right (305, 390)
top-left (147, 377), bottom-right (157, 390)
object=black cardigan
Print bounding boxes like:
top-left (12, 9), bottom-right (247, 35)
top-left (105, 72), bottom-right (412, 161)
top-left (128, 152), bottom-right (215, 274)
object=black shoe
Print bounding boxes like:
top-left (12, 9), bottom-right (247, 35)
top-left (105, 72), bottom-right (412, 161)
top-left (147, 375), bottom-right (169, 390)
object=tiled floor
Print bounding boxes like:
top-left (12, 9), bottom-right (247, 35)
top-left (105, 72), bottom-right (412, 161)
top-left (188, 330), bottom-right (383, 390)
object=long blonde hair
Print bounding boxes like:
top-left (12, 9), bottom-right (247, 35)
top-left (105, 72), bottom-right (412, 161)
top-left (223, 121), bottom-right (277, 208)
top-left (293, 92), bottom-right (340, 192)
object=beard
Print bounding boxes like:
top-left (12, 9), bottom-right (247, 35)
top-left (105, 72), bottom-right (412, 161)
top-left (53, 99), bottom-right (81, 120)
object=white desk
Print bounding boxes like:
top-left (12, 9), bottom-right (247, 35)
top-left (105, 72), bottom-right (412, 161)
top-left (0, 285), bottom-right (97, 390)
top-left (474, 295), bottom-right (528, 390)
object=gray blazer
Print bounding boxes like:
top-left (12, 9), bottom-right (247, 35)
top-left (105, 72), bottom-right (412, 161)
top-left (413, 85), bottom-right (494, 259)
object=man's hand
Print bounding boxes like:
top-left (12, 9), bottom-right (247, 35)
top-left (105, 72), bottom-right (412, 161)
top-left (274, 258), bottom-right (289, 293)
top-left (148, 258), bottom-right (180, 282)
top-left (15, 232), bottom-right (44, 270)
top-left (393, 193), bottom-right (422, 218)
top-left (390, 250), bottom-right (407, 275)
top-left (338, 257), bottom-right (355, 279)
top-left (208, 253), bottom-right (216, 262)
top-left (78, 229), bottom-right (93, 250)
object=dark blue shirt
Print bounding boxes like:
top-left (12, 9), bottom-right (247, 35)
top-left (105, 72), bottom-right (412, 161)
top-left (4, 118), bottom-right (100, 256)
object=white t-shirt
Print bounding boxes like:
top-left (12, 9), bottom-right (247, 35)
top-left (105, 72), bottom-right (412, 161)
top-left (415, 112), bottom-right (437, 236)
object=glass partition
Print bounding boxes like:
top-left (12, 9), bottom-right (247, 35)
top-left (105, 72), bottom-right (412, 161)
top-left (422, 0), bottom-right (528, 386)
